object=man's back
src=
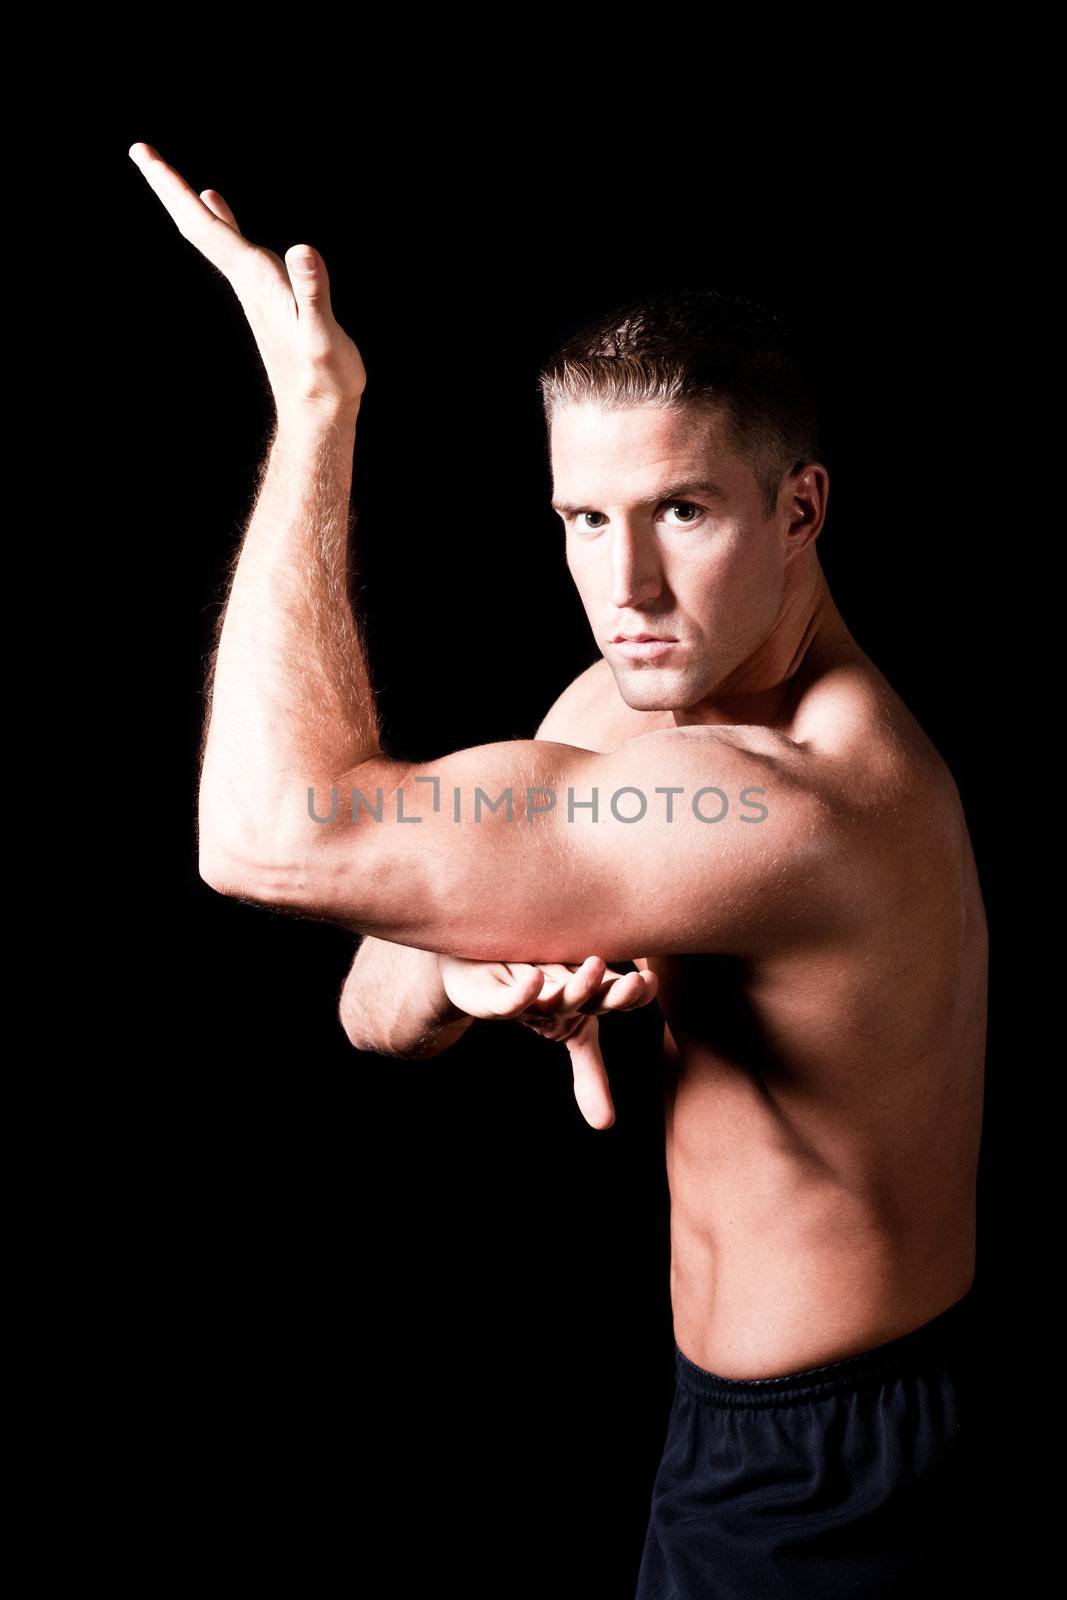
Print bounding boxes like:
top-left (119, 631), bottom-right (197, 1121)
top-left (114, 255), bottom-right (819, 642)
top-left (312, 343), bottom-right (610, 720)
top-left (544, 650), bottom-right (986, 1377)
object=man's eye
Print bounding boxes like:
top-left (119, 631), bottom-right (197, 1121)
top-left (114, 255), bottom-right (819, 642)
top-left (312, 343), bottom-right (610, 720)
top-left (663, 501), bottom-right (705, 526)
top-left (571, 502), bottom-right (706, 532)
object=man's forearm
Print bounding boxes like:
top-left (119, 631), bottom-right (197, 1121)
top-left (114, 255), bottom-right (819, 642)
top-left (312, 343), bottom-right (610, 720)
top-left (340, 938), bottom-right (475, 1058)
top-left (198, 402), bottom-right (387, 875)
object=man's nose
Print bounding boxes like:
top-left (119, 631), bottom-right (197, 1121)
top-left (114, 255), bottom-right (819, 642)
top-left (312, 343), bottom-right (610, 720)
top-left (609, 523), bottom-right (662, 610)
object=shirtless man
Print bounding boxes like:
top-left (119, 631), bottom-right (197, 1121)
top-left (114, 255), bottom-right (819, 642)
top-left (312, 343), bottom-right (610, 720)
top-left (132, 140), bottom-right (987, 1596)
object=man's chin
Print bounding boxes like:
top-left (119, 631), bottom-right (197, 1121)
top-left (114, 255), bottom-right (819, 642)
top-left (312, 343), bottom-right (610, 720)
top-left (611, 660), bottom-right (686, 711)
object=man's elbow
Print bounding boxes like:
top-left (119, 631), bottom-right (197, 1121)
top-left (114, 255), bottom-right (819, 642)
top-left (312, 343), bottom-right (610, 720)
top-left (339, 997), bottom-right (371, 1052)
top-left (197, 808), bottom-right (269, 898)
top-left (197, 829), bottom-right (284, 898)
top-left (337, 996), bottom-right (413, 1058)
top-left (198, 847), bottom-right (254, 900)
top-left (197, 838), bottom-right (328, 914)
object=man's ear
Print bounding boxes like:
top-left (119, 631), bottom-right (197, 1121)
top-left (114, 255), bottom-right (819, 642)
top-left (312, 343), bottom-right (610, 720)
top-left (784, 464), bottom-right (828, 551)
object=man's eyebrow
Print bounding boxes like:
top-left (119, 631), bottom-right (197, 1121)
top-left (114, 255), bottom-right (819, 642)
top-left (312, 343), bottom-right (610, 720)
top-left (550, 478), bottom-right (729, 514)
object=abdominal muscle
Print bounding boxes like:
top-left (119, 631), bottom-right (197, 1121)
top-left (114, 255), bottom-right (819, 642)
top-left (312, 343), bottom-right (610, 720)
top-left (653, 939), bottom-right (983, 1380)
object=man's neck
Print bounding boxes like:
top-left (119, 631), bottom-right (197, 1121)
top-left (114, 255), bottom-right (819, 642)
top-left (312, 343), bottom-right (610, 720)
top-left (671, 559), bottom-right (859, 735)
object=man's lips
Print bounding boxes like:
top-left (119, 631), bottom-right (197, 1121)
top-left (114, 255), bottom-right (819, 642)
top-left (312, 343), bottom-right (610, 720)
top-left (611, 635), bottom-right (679, 659)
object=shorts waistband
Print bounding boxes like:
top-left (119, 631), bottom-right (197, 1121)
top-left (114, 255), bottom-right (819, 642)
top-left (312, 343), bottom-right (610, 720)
top-left (674, 1287), bottom-right (978, 1408)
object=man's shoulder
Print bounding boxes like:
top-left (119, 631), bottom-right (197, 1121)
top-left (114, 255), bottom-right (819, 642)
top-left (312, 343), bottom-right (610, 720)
top-left (792, 658), bottom-right (958, 811)
top-left (537, 651), bottom-right (963, 844)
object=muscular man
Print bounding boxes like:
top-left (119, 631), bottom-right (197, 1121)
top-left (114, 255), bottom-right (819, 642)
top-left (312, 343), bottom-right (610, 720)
top-left (132, 141), bottom-right (987, 1596)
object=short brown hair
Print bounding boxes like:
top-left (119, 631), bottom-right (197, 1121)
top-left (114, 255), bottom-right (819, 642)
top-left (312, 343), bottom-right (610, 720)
top-left (538, 287), bottom-right (821, 518)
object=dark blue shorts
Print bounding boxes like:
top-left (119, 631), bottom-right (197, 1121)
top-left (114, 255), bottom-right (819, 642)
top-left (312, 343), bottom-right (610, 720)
top-left (635, 1289), bottom-right (983, 1599)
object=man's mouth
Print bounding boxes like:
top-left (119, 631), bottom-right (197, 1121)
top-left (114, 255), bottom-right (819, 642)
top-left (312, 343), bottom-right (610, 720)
top-left (611, 635), bottom-right (678, 659)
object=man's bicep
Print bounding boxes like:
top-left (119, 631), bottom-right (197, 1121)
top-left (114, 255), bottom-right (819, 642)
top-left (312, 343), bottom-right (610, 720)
top-left (300, 730), bottom-right (854, 965)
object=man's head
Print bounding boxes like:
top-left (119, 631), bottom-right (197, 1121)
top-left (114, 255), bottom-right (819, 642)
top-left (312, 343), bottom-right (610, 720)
top-left (539, 288), bottom-right (828, 714)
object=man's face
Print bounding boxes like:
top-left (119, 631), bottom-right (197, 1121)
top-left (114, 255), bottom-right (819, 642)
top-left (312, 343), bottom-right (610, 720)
top-left (550, 402), bottom-right (791, 713)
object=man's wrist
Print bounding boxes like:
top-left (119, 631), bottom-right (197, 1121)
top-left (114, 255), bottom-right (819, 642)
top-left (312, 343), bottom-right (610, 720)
top-left (274, 396), bottom-right (360, 442)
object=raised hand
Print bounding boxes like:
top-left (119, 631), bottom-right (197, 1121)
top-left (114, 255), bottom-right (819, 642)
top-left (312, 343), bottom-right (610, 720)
top-left (438, 955), bottom-right (659, 1131)
top-left (128, 142), bottom-right (365, 423)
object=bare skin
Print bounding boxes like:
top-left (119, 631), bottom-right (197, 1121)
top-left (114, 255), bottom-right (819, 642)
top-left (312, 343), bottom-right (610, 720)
top-left (340, 932), bottom-right (659, 1130)
top-left (339, 687), bottom-right (664, 1131)
top-left (132, 141), bottom-right (986, 1380)
top-left (530, 655), bottom-right (986, 1377)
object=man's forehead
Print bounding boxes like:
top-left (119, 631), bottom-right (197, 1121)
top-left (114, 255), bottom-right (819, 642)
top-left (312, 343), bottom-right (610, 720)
top-left (549, 402), bottom-right (742, 505)
top-left (551, 397), bottom-right (725, 443)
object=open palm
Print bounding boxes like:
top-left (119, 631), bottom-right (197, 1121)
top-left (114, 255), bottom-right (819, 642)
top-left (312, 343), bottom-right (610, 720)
top-left (129, 141), bottom-right (365, 422)
top-left (439, 955), bottom-right (658, 1131)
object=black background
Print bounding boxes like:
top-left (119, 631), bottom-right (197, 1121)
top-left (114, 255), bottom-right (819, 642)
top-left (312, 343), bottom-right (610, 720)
top-left (104, 110), bottom-right (1040, 1592)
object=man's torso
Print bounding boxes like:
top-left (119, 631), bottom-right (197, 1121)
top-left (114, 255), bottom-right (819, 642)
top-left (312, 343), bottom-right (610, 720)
top-left (552, 654), bottom-right (986, 1378)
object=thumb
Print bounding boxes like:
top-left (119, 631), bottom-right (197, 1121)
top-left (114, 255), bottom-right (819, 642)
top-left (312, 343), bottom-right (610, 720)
top-left (285, 244), bottom-right (331, 313)
top-left (566, 1019), bottom-right (616, 1131)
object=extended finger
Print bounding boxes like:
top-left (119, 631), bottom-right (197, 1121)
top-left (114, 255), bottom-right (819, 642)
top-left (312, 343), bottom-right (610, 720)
top-left (201, 187), bottom-right (241, 232)
top-left (567, 1024), bottom-right (615, 1130)
top-left (129, 142), bottom-right (261, 283)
